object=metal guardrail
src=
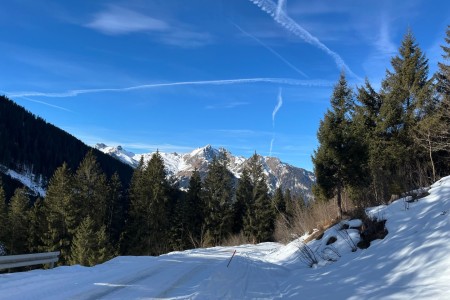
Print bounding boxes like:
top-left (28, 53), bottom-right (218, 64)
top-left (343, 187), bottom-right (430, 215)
top-left (0, 251), bottom-right (60, 270)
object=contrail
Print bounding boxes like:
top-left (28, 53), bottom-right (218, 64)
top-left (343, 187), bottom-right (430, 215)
top-left (5, 78), bottom-right (333, 98)
top-left (270, 88), bottom-right (282, 156)
top-left (269, 136), bottom-right (275, 157)
top-left (276, 0), bottom-right (286, 18)
top-left (272, 88), bottom-right (283, 127)
top-left (232, 22), bottom-right (308, 78)
top-left (19, 96), bottom-right (72, 112)
top-left (249, 0), bottom-right (362, 81)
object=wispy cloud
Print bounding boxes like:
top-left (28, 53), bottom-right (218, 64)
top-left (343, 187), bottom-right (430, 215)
top-left (6, 78), bottom-right (334, 98)
top-left (19, 96), bottom-right (72, 112)
top-left (232, 22), bottom-right (308, 78)
top-left (249, 0), bottom-right (362, 81)
top-left (86, 6), bottom-right (169, 35)
top-left (206, 102), bottom-right (250, 110)
top-left (272, 88), bottom-right (283, 127)
top-left (85, 5), bottom-right (212, 47)
top-left (269, 88), bottom-right (283, 156)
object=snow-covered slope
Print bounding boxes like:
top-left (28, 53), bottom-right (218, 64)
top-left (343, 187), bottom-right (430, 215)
top-left (96, 144), bottom-right (315, 198)
top-left (3, 176), bottom-right (450, 299)
top-left (0, 164), bottom-right (46, 197)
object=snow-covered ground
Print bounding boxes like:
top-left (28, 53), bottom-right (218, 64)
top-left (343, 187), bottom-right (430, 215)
top-left (2, 176), bottom-right (450, 299)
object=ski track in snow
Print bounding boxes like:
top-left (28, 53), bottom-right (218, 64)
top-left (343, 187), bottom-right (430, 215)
top-left (2, 177), bottom-right (450, 299)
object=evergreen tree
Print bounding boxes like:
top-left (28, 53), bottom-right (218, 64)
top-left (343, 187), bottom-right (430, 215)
top-left (313, 73), bottom-right (366, 218)
top-left (284, 189), bottom-right (294, 221)
top-left (233, 168), bottom-right (252, 234)
top-left (183, 169), bottom-right (204, 247)
top-left (42, 163), bottom-right (75, 264)
top-left (7, 188), bottom-right (30, 254)
top-left (74, 150), bottom-right (109, 230)
top-left (69, 216), bottom-right (112, 266)
top-left (377, 30), bottom-right (433, 192)
top-left (436, 25), bottom-right (450, 100)
top-left (0, 179), bottom-right (7, 248)
top-left (126, 152), bottom-right (171, 255)
top-left (28, 198), bottom-right (46, 253)
top-left (202, 152), bottom-right (234, 246)
top-left (106, 172), bottom-right (125, 248)
top-left (243, 154), bottom-right (274, 243)
top-left (415, 26), bottom-right (450, 181)
top-left (273, 186), bottom-right (286, 215)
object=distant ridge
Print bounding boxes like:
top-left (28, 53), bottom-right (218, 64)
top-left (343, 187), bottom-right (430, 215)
top-left (96, 144), bottom-right (315, 199)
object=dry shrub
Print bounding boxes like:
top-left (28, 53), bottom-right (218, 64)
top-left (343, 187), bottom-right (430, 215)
top-left (221, 232), bottom-right (252, 247)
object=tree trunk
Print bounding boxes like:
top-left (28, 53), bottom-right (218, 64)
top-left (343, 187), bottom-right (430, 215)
top-left (336, 185), bottom-right (343, 220)
top-left (427, 130), bottom-right (436, 183)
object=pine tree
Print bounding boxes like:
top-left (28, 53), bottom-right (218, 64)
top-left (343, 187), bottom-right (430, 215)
top-left (436, 25), bottom-right (450, 101)
top-left (0, 179), bottom-right (7, 249)
top-left (313, 73), bottom-right (366, 218)
top-left (233, 168), bottom-right (252, 234)
top-left (245, 154), bottom-right (274, 243)
top-left (69, 216), bottom-right (112, 266)
top-left (106, 172), bottom-right (124, 248)
top-left (183, 169), bottom-right (204, 247)
top-left (7, 188), bottom-right (30, 254)
top-left (377, 30), bottom-right (433, 192)
top-left (28, 198), bottom-right (46, 253)
top-left (126, 152), bottom-right (171, 255)
top-left (273, 186), bottom-right (286, 215)
top-left (74, 150), bottom-right (109, 230)
top-left (42, 163), bottom-right (75, 264)
top-left (202, 152), bottom-right (234, 246)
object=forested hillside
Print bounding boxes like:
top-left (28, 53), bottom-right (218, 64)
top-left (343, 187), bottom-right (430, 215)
top-left (0, 95), bottom-right (133, 187)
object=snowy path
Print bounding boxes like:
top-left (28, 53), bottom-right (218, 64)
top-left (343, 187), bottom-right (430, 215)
top-left (2, 176), bottom-right (450, 299)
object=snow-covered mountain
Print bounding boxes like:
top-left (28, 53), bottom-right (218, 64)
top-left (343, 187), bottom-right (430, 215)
top-left (95, 144), bottom-right (315, 199)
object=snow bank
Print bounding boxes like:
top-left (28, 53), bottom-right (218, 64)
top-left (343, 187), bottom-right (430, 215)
top-left (2, 176), bottom-right (450, 299)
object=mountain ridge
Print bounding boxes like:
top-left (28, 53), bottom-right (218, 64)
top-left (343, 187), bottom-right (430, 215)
top-left (96, 143), bottom-right (315, 199)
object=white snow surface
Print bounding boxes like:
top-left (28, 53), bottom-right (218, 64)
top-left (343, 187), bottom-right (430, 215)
top-left (3, 176), bottom-right (450, 299)
top-left (1, 165), bottom-right (46, 197)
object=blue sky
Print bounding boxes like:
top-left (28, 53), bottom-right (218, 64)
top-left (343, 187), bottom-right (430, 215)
top-left (1, 0), bottom-right (449, 171)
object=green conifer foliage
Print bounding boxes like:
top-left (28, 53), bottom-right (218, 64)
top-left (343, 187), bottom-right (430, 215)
top-left (202, 152), bottom-right (234, 246)
top-left (246, 154), bottom-right (274, 243)
top-left (0, 180), bottom-right (7, 248)
top-left (126, 152), bottom-right (171, 255)
top-left (74, 150), bottom-right (109, 230)
top-left (7, 188), bottom-right (30, 254)
top-left (313, 73), bottom-right (366, 218)
top-left (69, 216), bottom-right (112, 266)
top-left (377, 30), bottom-right (433, 193)
top-left (183, 169), bottom-right (204, 247)
top-left (233, 168), bottom-right (252, 234)
top-left (42, 163), bottom-right (75, 264)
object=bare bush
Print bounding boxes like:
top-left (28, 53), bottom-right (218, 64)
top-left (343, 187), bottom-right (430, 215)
top-left (318, 245), bottom-right (341, 262)
top-left (336, 225), bottom-right (357, 252)
top-left (221, 232), bottom-right (252, 247)
top-left (297, 242), bottom-right (318, 268)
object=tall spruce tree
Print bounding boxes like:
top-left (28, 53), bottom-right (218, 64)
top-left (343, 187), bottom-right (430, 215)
top-left (69, 216), bottom-right (112, 266)
top-left (74, 150), bottom-right (109, 230)
top-left (0, 179), bottom-right (7, 248)
top-left (183, 169), bottom-right (204, 247)
top-left (106, 172), bottom-right (124, 248)
top-left (126, 152), bottom-right (171, 255)
top-left (7, 187), bottom-right (30, 254)
top-left (233, 168), bottom-right (252, 234)
top-left (313, 73), bottom-right (366, 218)
top-left (202, 152), bottom-right (234, 246)
top-left (28, 198), bottom-right (46, 253)
top-left (273, 186), bottom-right (286, 215)
top-left (377, 30), bottom-right (433, 192)
top-left (414, 25), bottom-right (450, 181)
top-left (42, 163), bottom-right (75, 264)
top-left (244, 153), bottom-right (274, 243)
